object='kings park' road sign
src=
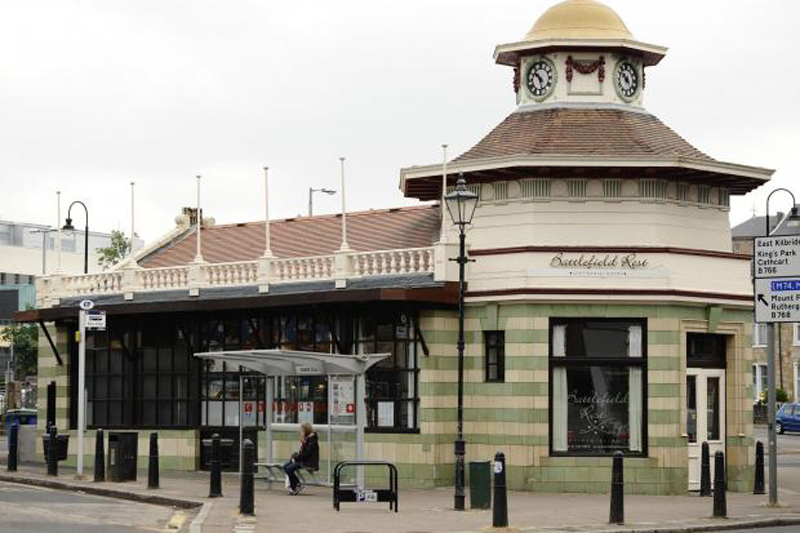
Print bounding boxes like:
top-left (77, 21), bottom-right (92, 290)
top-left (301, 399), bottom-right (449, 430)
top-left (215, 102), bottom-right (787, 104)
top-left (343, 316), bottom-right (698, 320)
top-left (754, 236), bottom-right (800, 323)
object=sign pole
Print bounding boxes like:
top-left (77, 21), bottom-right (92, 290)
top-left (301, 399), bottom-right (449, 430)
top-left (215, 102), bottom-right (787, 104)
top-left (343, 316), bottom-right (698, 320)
top-left (77, 308), bottom-right (86, 478)
top-left (767, 322), bottom-right (778, 505)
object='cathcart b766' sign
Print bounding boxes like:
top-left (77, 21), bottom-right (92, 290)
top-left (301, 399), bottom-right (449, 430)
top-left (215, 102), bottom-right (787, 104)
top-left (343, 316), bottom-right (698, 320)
top-left (754, 236), bottom-right (800, 323)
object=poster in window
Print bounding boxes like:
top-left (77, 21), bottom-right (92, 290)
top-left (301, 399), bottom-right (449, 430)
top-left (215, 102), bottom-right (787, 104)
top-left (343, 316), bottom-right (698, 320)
top-left (329, 376), bottom-right (355, 425)
top-left (298, 401), bottom-right (314, 425)
top-left (565, 366), bottom-right (630, 454)
top-left (377, 401), bottom-right (394, 427)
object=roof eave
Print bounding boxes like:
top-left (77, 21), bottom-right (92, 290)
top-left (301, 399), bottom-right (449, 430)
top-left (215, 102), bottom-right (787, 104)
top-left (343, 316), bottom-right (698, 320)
top-left (400, 155), bottom-right (773, 194)
top-left (494, 38), bottom-right (668, 67)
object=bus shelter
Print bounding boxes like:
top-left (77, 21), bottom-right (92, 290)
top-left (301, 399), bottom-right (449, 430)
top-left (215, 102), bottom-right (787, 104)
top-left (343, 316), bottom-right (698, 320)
top-left (193, 349), bottom-right (389, 484)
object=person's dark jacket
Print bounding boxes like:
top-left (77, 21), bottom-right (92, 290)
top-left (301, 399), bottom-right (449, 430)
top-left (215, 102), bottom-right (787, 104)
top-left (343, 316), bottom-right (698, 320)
top-left (294, 432), bottom-right (319, 471)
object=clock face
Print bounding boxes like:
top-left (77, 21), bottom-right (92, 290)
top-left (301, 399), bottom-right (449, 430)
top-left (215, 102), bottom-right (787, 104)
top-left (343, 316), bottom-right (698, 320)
top-left (616, 61), bottom-right (639, 100)
top-left (526, 59), bottom-right (555, 99)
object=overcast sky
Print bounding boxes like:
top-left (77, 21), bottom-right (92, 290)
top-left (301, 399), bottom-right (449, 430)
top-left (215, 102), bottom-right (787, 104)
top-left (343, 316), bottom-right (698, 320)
top-left (1, 0), bottom-right (798, 242)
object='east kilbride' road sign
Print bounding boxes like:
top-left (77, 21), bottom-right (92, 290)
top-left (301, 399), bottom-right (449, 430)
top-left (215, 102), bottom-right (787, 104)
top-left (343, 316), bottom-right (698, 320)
top-left (754, 236), bottom-right (800, 323)
top-left (754, 236), bottom-right (800, 278)
top-left (755, 278), bottom-right (800, 323)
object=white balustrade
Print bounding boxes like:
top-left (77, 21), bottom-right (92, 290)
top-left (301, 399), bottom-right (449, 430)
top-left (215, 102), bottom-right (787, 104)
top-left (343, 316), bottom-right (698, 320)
top-left (139, 266), bottom-right (190, 290)
top-left (273, 255), bottom-right (335, 281)
top-left (351, 247), bottom-right (434, 277)
top-left (41, 246), bottom-right (437, 304)
top-left (60, 272), bottom-right (123, 295)
top-left (204, 261), bottom-right (258, 286)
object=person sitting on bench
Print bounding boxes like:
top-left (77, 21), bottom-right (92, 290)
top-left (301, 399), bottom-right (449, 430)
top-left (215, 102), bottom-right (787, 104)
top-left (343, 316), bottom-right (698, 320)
top-left (284, 422), bottom-right (319, 495)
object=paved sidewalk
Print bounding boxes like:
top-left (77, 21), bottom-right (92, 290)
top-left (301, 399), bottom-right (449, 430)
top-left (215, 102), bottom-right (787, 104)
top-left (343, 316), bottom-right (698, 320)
top-left (2, 463), bottom-right (800, 533)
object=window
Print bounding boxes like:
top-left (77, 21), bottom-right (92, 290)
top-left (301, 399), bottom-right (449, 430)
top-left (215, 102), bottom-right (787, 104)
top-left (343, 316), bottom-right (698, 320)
top-left (355, 309), bottom-right (419, 432)
top-left (753, 363), bottom-right (768, 403)
top-left (794, 362), bottom-right (800, 403)
top-left (82, 318), bottom-right (199, 429)
top-left (753, 323), bottom-right (768, 347)
top-left (794, 324), bottom-right (800, 346)
top-left (484, 331), bottom-right (505, 382)
top-left (549, 318), bottom-right (647, 456)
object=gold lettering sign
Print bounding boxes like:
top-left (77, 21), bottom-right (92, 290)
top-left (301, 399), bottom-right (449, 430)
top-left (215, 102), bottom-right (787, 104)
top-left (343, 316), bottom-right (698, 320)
top-left (550, 252), bottom-right (649, 270)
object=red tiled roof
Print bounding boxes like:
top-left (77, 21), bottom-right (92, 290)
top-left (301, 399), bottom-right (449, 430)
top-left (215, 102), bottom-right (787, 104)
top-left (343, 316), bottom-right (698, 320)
top-left (140, 205), bottom-right (441, 268)
top-left (455, 107), bottom-right (713, 162)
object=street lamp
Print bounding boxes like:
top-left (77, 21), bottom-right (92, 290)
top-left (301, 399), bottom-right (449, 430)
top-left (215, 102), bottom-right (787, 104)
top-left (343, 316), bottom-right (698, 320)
top-left (444, 174), bottom-right (479, 511)
top-left (308, 187), bottom-right (336, 217)
top-left (63, 200), bottom-right (89, 274)
top-left (763, 188), bottom-right (800, 507)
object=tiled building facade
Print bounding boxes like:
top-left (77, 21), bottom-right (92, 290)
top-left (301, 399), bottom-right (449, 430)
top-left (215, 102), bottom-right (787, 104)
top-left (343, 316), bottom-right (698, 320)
top-left (25, 0), bottom-right (773, 496)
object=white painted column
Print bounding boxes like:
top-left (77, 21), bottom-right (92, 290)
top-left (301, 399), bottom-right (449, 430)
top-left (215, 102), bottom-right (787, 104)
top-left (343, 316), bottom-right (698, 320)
top-left (193, 175), bottom-right (204, 263)
top-left (262, 167), bottom-right (273, 258)
top-left (338, 157), bottom-right (350, 251)
top-left (56, 190), bottom-right (62, 273)
top-left (130, 180), bottom-right (136, 254)
top-left (440, 144), bottom-right (448, 244)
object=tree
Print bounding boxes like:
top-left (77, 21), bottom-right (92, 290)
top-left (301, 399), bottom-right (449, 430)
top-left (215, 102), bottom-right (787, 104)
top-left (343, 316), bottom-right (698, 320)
top-left (0, 323), bottom-right (38, 379)
top-left (96, 230), bottom-right (132, 270)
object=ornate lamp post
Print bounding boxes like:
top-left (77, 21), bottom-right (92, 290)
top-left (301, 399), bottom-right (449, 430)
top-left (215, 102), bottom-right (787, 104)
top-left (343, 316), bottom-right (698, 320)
top-left (444, 174), bottom-right (479, 511)
top-left (62, 200), bottom-right (89, 274)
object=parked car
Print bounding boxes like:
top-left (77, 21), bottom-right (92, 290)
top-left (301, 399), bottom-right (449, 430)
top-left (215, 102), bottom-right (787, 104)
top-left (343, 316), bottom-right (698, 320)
top-left (776, 403), bottom-right (800, 434)
top-left (4, 408), bottom-right (37, 430)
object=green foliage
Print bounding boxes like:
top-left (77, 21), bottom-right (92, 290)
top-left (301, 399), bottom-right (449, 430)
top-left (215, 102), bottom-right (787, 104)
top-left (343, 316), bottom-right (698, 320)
top-left (96, 230), bottom-right (132, 270)
top-left (777, 388), bottom-right (789, 403)
top-left (758, 388), bottom-right (790, 404)
top-left (0, 323), bottom-right (38, 379)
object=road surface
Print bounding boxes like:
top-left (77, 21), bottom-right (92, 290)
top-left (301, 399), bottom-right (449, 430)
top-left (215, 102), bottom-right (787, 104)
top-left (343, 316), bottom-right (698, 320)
top-left (0, 482), bottom-right (182, 532)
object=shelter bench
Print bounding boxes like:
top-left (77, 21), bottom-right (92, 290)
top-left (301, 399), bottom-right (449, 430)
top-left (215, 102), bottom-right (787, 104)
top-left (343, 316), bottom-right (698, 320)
top-left (255, 462), bottom-right (322, 490)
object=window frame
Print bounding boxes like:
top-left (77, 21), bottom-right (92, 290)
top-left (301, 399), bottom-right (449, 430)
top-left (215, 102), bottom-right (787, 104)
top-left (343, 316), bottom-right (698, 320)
top-left (548, 317), bottom-right (648, 458)
top-left (753, 322), bottom-right (768, 348)
top-left (484, 330), bottom-right (505, 383)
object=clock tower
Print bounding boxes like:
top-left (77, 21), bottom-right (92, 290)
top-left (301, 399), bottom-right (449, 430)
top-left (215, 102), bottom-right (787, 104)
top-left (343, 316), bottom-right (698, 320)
top-left (494, 0), bottom-right (667, 108)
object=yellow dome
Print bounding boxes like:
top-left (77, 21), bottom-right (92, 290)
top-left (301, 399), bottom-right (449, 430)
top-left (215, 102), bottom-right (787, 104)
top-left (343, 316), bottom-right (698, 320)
top-left (525, 0), bottom-right (633, 41)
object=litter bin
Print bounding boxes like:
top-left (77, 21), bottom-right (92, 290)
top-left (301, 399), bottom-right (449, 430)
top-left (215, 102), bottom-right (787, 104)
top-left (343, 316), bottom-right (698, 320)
top-left (469, 460), bottom-right (491, 509)
top-left (201, 438), bottom-right (235, 470)
top-left (107, 432), bottom-right (138, 482)
top-left (41, 433), bottom-right (69, 462)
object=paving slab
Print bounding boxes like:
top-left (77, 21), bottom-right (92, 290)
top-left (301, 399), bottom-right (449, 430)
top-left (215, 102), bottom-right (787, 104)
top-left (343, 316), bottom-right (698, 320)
top-left (1, 464), bottom-right (800, 533)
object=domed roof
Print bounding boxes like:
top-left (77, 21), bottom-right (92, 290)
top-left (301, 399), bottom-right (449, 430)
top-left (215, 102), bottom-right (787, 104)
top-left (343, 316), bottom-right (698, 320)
top-left (525, 0), bottom-right (633, 41)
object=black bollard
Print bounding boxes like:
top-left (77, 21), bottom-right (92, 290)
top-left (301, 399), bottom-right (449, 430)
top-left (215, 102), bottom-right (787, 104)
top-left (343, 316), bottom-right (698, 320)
top-left (94, 429), bottom-right (105, 482)
top-left (239, 439), bottom-right (255, 516)
top-left (700, 442), bottom-right (711, 497)
top-left (46, 381), bottom-right (56, 431)
top-left (713, 451), bottom-right (726, 518)
top-left (7, 424), bottom-right (18, 472)
top-left (148, 432), bottom-right (159, 489)
top-left (209, 434), bottom-right (222, 498)
top-left (754, 441), bottom-right (765, 495)
top-left (609, 451), bottom-right (624, 524)
top-left (492, 452), bottom-right (508, 529)
top-left (46, 425), bottom-right (58, 477)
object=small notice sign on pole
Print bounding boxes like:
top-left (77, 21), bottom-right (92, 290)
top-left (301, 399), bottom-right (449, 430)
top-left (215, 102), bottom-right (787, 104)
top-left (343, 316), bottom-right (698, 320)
top-left (85, 310), bottom-right (106, 331)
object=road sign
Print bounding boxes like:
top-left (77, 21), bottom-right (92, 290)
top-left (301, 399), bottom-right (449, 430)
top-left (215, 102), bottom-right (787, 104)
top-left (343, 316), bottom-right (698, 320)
top-left (755, 278), bottom-right (800, 323)
top-left (754, 236), bottom-right (800, 278)
top-left (79, 300), bottom-right (94, 311)
top-left (85, 309), bottom-right (106, 331)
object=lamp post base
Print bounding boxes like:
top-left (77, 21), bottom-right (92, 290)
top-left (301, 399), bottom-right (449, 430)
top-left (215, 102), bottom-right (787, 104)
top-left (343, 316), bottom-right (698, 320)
top-left (454, 438), bottom-right (466, 511)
